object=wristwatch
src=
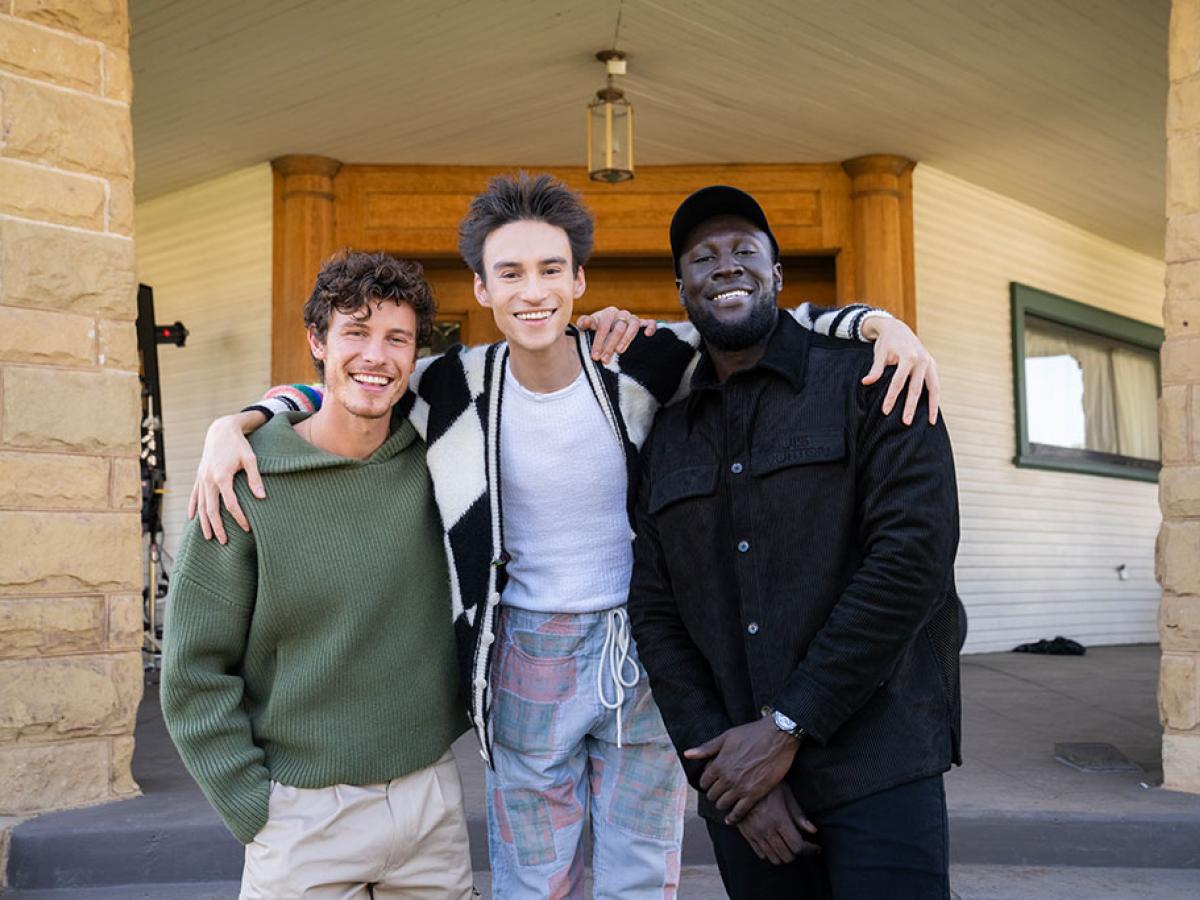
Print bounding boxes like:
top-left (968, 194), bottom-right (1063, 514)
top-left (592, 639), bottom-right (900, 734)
top-left (771, 709), bottom-right (806, 742)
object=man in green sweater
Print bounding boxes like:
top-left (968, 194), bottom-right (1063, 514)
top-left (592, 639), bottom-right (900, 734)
top-left (160, 251), bottom-right (473, 899)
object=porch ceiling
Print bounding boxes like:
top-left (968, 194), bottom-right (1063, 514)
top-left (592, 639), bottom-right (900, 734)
top-left (130, 0), bottom-right (1169, 257)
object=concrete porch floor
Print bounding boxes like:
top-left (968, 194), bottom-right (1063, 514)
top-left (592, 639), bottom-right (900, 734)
top-left (5, 644), bottom-right (1200, 897)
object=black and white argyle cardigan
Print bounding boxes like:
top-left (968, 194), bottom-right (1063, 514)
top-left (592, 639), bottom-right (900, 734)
top-left (257, 304), bottom-right (879, 762)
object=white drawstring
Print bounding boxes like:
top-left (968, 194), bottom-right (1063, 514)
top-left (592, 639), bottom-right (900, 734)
top-left (597, 607), bottom-right (641, 747)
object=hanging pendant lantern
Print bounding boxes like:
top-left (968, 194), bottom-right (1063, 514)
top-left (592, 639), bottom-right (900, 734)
top-left (587, 50), bottom-right (634, 183)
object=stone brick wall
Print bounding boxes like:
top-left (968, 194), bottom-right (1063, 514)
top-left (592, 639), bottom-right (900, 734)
top-left (1161, 0), bottom-right (1200, 795)
top-left (0, 0), bottom-right (142, 813)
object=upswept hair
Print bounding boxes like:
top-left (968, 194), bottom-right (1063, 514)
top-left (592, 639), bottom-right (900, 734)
top-left (303, 249), bottom-right (437, 378)
top-left (457, 172), bottom-right (595, 280)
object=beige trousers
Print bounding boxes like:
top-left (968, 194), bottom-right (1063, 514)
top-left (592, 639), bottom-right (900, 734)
top-left (240, 750), bottom-right (475, 899)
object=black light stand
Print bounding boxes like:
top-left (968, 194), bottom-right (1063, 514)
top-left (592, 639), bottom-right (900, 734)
top-left (136, 284), bottom-right (188, 673)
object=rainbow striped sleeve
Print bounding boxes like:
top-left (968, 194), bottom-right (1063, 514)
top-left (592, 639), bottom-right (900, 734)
top-left (243, 384), bottom-right (324, 420)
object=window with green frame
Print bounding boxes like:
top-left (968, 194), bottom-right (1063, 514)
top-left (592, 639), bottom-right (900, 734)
top-left (1011, 283), bottom-right (1163, 482)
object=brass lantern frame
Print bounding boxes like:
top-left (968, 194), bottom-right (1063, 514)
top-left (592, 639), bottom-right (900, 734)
top-left (587, 50), bottom-right (634, 183)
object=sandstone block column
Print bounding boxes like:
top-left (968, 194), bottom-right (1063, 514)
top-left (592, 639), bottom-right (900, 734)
top-left (1161, 0), bottom-right (1200, 795)
top-left (272, 155), bottom-right (341, 385)
top-left (0, 0), bottom-right (143, 813)
top-left (842, 154), bottom-right (916, 327)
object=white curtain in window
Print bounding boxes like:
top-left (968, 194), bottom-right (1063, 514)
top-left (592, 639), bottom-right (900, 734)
top-left (1073, 340), bottom-right (1118, 454)
top-left (1024, 327), bottom-right (1117, 453)
top-left (1111, 348), bottom-right (1160, 460)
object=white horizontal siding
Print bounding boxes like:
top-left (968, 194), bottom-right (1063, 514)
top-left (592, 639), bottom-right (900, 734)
top-left (912, 166), bottom-right (1165, 654)
top-left (133, 165), bottom-right (273, 560)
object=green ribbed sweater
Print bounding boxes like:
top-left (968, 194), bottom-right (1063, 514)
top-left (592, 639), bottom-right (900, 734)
top-left (160, 412), bottom-right (464, 844)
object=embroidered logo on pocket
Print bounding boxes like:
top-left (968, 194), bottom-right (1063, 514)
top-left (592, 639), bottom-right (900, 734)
top-left (753, 428), bottom-right (845, 475)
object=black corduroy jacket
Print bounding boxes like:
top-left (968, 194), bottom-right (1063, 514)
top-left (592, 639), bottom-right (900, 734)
top-left (628, 312), bottom-right (963, 820)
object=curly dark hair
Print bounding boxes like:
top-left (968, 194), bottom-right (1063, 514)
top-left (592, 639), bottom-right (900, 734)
top-left (458, 172), bottom-right (595, 281)
top-left (303, 250), bottom-right (437, 379)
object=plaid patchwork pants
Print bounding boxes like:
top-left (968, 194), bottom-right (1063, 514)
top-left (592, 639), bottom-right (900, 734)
top-left (486, 605), bottom-right (688, 899)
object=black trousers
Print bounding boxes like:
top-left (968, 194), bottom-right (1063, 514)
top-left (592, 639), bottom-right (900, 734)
top-left (706, 774), bottom-right (950, 900)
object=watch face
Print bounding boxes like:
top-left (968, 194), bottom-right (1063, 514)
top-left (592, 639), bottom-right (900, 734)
top-left (773, 710), bottom-right (798, 732)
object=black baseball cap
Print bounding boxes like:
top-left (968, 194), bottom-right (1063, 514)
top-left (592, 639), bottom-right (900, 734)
top-left (669, 185), bottom-right (780, 276)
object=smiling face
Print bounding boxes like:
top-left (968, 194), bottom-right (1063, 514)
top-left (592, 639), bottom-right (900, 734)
top-left (307, 300), bottom-right (417, 421)
top-left (473, 219), bottom-right (586, 353)
top-left (677, 214), bottom-right (782, 351)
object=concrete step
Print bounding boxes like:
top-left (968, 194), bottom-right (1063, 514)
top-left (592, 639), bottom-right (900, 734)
top-left (1, 884), bottom-right (244, 900)
top-left (1, 869), bottom-right (730, 900)
top-left (950, 810), bottom-right (1200, 868)
top-left (949, 864), bottom-right (1200, 900)
top-left (5, 866), bottom-right (1200, 900)
top-left (3, 804), bottom-right (715, 891)
top-left (9, 806), bottom-right (1200, 892)
top-left (11, 801), bottom-right (1200, 891)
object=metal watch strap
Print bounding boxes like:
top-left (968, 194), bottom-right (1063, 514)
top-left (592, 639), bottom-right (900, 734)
top-left (771, 708), bottom-right (806, 741)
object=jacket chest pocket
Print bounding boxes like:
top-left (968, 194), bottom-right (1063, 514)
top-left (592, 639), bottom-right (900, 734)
top-left (648, 464), bottom-right (719, 515)
top-left (750, 427), bottom-right (846, 477)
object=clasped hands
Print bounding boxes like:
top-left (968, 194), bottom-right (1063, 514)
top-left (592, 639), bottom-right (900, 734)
top-left (686, 717), bottom-right (819, 865)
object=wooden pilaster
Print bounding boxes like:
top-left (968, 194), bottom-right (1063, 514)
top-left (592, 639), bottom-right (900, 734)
top-left (271, 155), bottom-right (342, 384)
top-left (841, 154), bottom-right (917, 327)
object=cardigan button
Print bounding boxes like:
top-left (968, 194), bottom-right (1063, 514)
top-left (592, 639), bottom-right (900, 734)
top-left (474, 677), bottom-right (487, 690)
top-left (737, 540), bottom-right (750, 553)
top-left (747, 622), bottom-right (759, 635)
top-left (489, 593), bottom-right (501, 607)
top-left (731, 462), bottom-right (744, 474)
top-left (481, 632), bottom-right (495, 646)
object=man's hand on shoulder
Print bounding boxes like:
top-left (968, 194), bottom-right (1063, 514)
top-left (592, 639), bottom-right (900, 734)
top-left (735, 784), bottom-right (819, 865)
top-left (187, 411), bottom-right (267, 545)
top-left (686, 715), bottom-right (801, 825)
top-left (859, 314), bottom-right (940, 426)
top-left (577, 306), bottom-right (657, 364)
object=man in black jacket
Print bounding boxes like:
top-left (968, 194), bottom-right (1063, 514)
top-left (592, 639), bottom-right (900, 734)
top-left (628, 186), bottom-right (962, 899)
